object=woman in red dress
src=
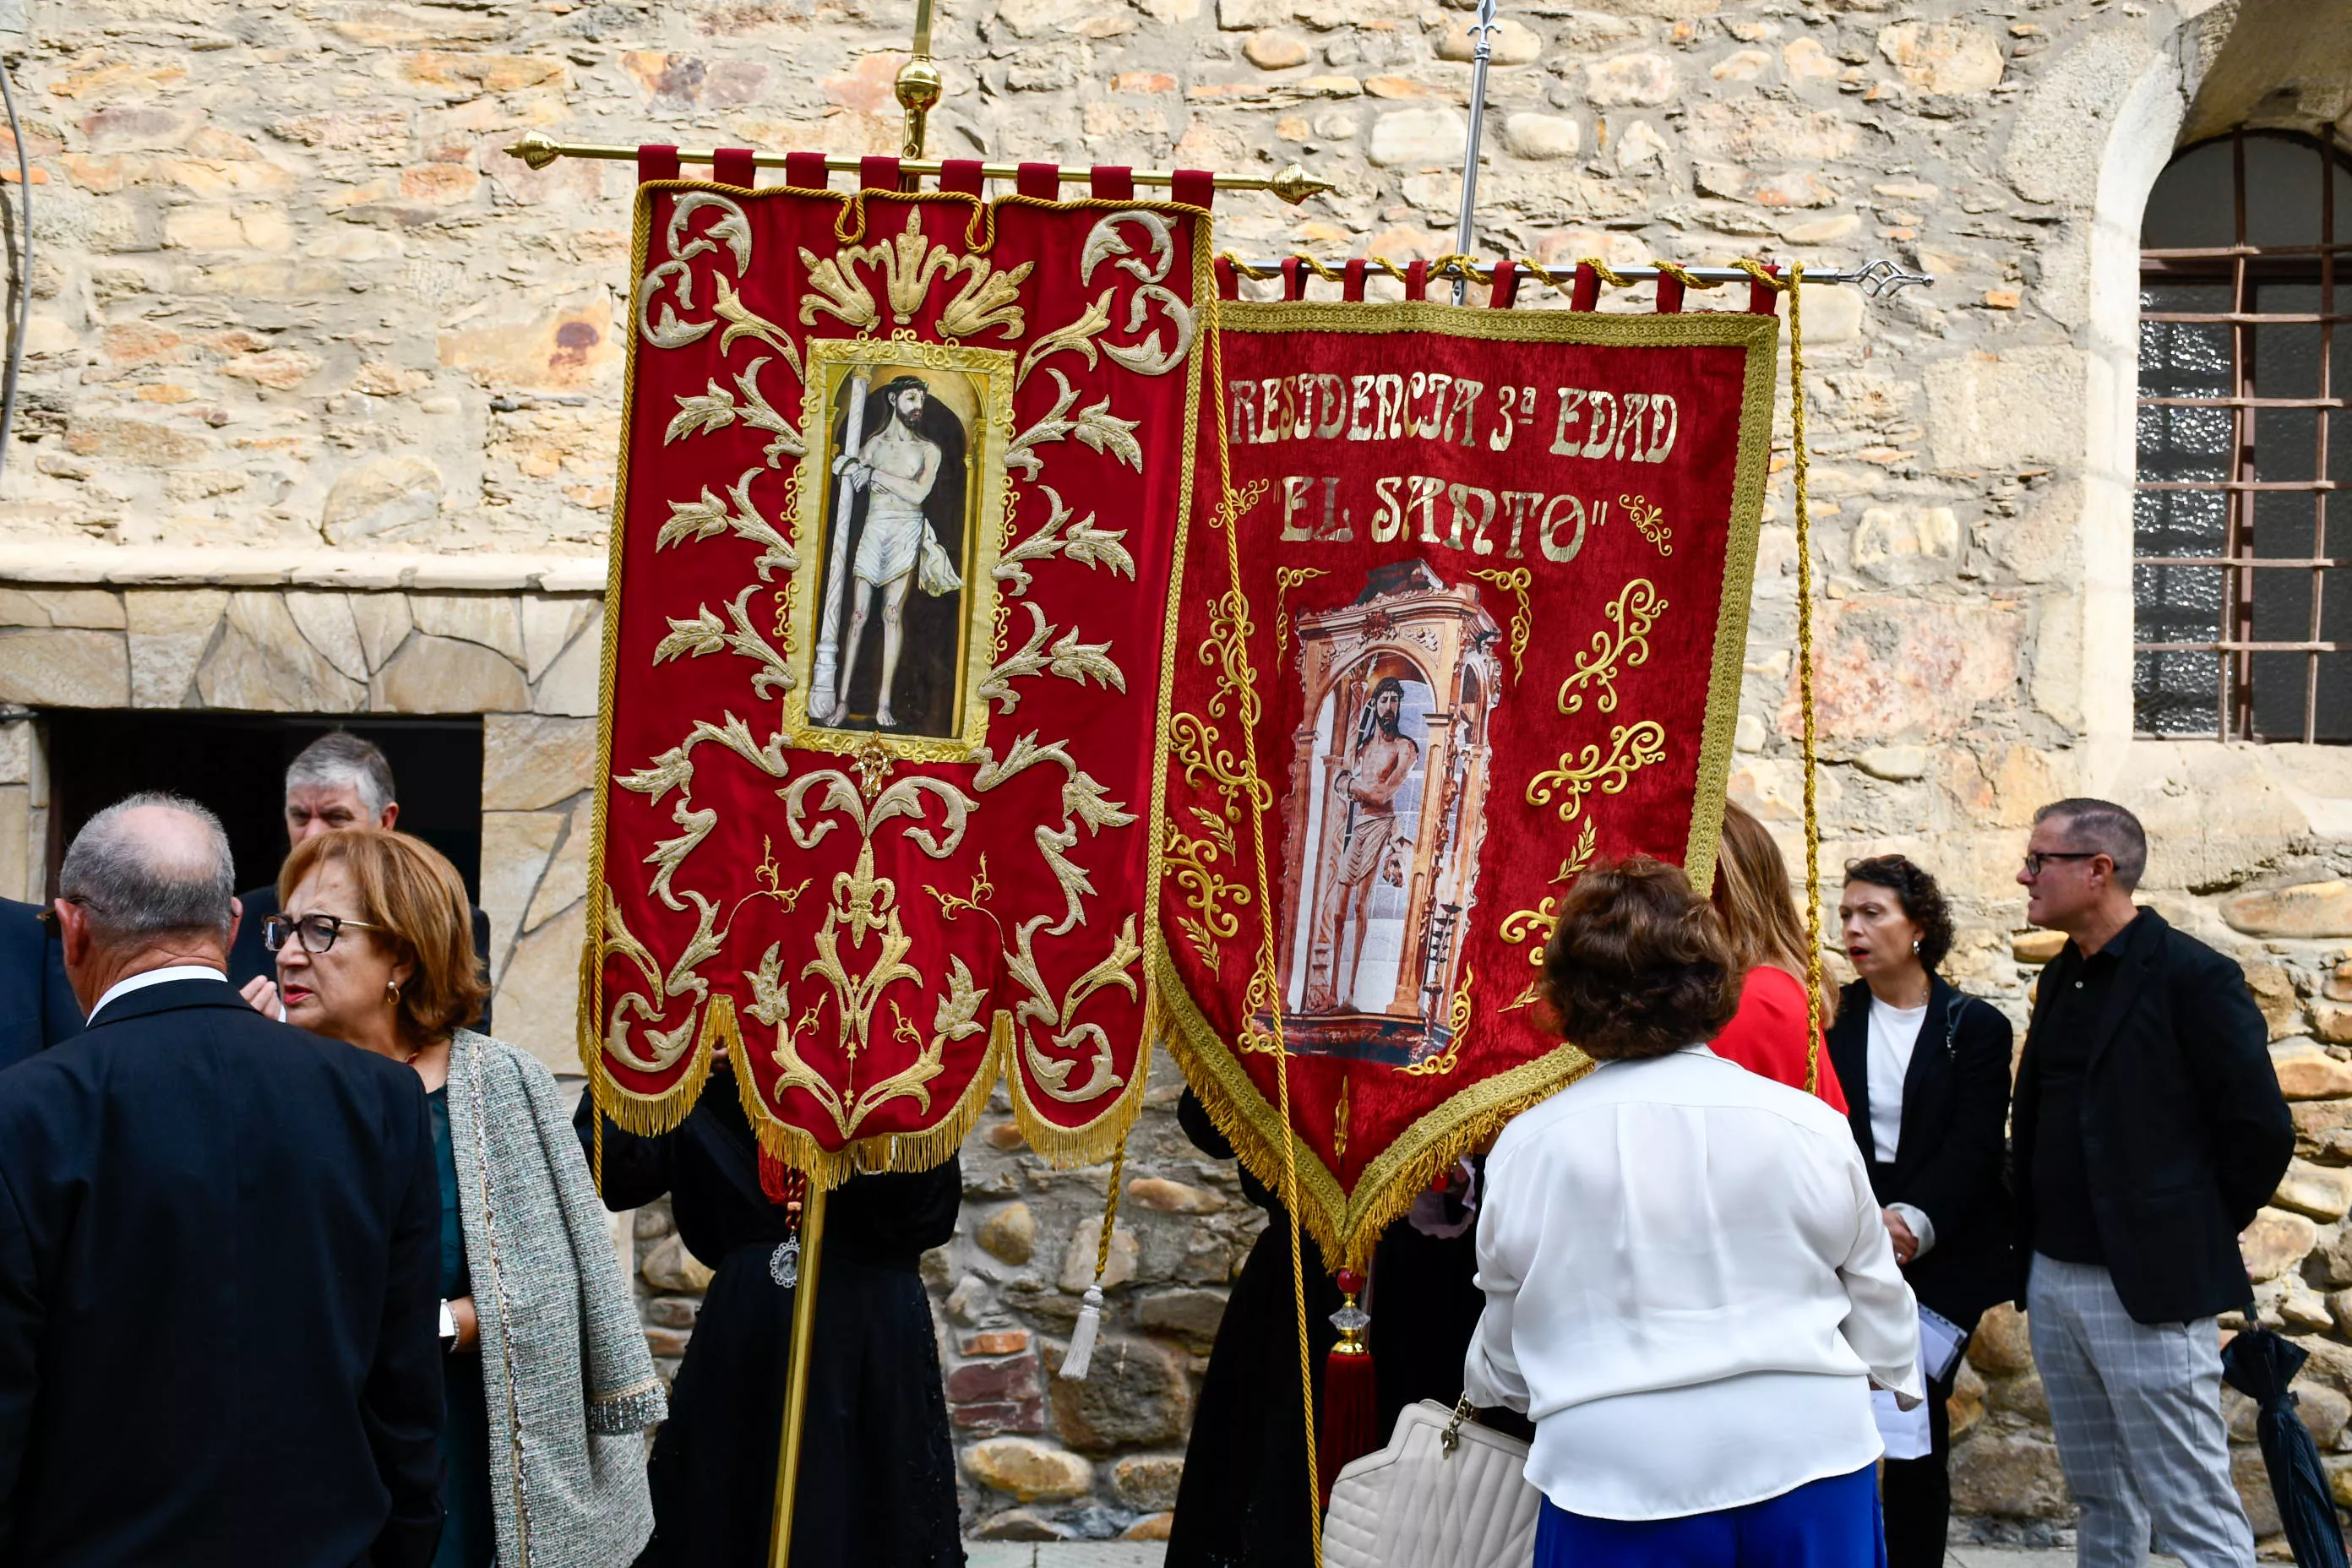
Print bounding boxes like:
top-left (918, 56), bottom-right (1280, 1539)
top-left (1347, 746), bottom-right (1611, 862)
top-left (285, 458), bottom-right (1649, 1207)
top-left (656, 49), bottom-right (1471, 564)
top-left (1707, 802), bottom-right (1848, 1111)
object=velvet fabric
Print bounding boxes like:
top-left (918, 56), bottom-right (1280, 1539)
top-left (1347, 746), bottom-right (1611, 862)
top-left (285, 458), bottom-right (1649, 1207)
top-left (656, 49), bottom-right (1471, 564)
top-left (591, 168), bottom-right (1212, 1177)
top-left (1157, 295), bottom-right (1782, 1268)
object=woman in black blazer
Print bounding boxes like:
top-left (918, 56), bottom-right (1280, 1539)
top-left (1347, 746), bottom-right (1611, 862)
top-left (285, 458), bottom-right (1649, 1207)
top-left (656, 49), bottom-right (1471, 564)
top-left (1827, 855), bottom-right (2018, 1568)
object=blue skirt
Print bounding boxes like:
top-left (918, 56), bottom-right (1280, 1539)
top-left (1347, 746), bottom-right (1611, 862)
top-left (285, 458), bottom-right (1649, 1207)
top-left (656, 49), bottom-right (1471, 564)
top-left (1533, 1463), bottom-right (1886, 1568)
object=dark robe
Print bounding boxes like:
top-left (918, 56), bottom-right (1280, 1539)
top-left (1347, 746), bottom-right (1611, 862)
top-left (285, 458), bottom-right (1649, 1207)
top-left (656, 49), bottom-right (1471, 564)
top-left (1166, 1090), bottom-right (1518, 1568)
top-left (575, 1084), bottom-right (965, 1568)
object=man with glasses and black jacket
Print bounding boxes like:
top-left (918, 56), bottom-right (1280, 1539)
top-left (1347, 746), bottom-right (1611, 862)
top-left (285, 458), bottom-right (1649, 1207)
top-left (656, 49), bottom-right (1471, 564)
top-left (2012, 798), bottom-right (2290, 1568)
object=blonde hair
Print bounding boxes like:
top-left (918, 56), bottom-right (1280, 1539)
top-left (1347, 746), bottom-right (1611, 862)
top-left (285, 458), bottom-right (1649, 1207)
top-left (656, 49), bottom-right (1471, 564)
top-left (1710, 802), bottom-right (1837, 1026)
top-left (280, 828), bottom-right (487, 1044)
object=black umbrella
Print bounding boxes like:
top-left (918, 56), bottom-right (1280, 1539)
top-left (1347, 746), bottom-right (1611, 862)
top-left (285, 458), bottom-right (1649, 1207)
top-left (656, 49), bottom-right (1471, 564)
top-left (2222, 1325), bottom-right (2349, 1568)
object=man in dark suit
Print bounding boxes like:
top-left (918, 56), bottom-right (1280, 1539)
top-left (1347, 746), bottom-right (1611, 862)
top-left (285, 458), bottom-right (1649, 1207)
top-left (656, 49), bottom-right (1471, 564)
top-left (2012, 798), bottom-right (2289, 1568)
top-left (0, 898), bottom-right (79, 1070)
top-left (229, 731), bottom-right (492, 1028)
top-left (0, 792), bottom-right (444, 1566)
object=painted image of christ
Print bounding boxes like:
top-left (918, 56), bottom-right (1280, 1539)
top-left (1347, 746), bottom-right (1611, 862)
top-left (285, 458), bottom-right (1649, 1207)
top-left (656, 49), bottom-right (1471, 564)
top-left (1303, 673), bottom-right (1427, 1014)
top-left (807, 373), bottom-right (971, 738)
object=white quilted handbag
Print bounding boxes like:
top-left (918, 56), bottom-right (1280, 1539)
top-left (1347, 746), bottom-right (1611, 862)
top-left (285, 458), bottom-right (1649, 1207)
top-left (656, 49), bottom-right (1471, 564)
top-left (1323, 1397), bottom-right (1542, 1568)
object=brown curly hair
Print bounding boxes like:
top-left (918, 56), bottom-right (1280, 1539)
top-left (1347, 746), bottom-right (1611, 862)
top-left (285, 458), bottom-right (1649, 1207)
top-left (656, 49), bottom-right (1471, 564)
top-left (1542, 855), bottom-right (1742, 1060)
top-left (279, 828), bottom-right (488, 1045)
top-left (1842, 853), bottom-right (1956, 972)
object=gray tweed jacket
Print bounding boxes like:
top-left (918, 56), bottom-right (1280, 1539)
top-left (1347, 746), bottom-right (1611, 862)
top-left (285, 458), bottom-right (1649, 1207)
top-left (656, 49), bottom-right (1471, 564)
top-left (447, 1031), bottom-right (665, 1568)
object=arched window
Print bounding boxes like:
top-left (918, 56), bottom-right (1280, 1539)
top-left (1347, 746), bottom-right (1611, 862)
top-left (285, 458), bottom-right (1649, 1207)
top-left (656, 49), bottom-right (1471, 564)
top-left (2136, 129), bottom-right (2349, 742)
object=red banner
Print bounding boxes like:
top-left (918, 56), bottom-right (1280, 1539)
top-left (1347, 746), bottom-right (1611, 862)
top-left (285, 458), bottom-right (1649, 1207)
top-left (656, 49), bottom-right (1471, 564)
top-left (586, 170), bottom-right (1210, 1182)
top-left (1157, 296), bottom-right (1779, 1267)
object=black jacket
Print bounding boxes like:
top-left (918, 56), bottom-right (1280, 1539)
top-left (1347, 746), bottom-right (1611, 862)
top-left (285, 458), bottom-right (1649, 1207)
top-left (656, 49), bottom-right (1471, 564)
top-left (1827, 974), bottom-right (2018, 1324)
top-left (0, 900), bottom-right (80, 1071)
top-left (0, 978), bottom-right (444, 1566)
top-left (2011, 909), bottom-right (2293, 1325)
top-left (232, 885), bottom-right (494, 1032)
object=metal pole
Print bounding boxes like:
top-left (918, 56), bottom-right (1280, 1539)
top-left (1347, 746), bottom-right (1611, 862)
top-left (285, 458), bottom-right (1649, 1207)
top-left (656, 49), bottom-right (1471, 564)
top-left (1224, 257), bottom-right (1935, 298)
top-left (766, 1184), bottom-right (828, 1568)
top-left (1451, 0), bottom-right (1498, 305)
top-left (503, 133), bottom-right (1335, 206)
top-left (895, 0), bottom-right (941, 161)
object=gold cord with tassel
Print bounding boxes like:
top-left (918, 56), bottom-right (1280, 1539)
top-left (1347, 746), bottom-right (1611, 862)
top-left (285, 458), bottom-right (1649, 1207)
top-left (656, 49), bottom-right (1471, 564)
top-left (1207, 291), bottom-right (1324, 1565)
top-left (1059, 1141), bottom-right (1128, 1380)
top-left (1735, 259), bottom-right (1824, 1092)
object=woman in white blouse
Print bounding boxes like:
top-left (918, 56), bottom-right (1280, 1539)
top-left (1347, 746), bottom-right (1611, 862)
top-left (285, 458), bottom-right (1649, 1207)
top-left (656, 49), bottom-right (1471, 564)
top-left (1466, 856), bottom-right (1920, 1563)
top-left (1825, 855), bottom-right (2017, 1568)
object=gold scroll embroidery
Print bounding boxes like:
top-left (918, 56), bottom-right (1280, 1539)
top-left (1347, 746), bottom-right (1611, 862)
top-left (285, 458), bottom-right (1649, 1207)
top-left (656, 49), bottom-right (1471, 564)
top-left (1556, 578), bottom-right (1664, 716)
top-left (1526, 721), bottom-right (1668, 825)
top-left (1467, 567), bottom-right (1532, 683)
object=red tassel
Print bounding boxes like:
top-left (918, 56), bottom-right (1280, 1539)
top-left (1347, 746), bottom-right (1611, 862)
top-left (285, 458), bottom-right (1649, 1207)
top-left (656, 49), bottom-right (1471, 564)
top-left (1318, 1268), bottom-right (1378, 1508)
top-left (759, 1146), bottom-right (795, 1205)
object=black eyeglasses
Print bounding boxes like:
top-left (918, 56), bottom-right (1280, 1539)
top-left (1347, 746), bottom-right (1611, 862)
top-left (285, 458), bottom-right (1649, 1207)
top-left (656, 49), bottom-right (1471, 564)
top-left (263, 912), bottom-right (390, 955)
top-left (2021, 851), bottom-right (2101, 877)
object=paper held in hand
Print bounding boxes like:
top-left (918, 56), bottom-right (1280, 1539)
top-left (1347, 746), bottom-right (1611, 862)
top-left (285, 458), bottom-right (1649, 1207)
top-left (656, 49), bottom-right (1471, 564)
top-left (1872, 1304), bottom-right (1968, 1462)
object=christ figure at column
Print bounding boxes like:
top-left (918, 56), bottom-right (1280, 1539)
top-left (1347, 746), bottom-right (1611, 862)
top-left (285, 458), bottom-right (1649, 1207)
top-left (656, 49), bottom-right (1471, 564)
top-left (814, 377), bottom-right (965, 731)
top-left (1311, 676), bottom-right (1419, 1012)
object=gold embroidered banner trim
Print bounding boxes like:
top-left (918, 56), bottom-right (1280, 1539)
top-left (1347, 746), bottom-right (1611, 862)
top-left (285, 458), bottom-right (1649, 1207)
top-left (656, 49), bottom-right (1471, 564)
top-left (582, 182), bottom-right (1218, 1181)
top-left (1211, 299), bottom-right (1774, 891)
top-left (1153, 296), bottom-right (1780, 1262)
top-left (1151, 937), bottom-right (1592, 1273)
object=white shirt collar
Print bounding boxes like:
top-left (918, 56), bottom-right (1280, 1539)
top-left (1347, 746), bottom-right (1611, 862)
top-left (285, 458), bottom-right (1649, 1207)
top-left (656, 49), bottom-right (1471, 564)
top-left (88, 964), bottom-right (230, 1024)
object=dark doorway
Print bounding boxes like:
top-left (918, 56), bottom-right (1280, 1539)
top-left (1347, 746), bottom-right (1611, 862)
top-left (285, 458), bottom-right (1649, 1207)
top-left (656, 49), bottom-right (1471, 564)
top-left (42, 712), bottom-right (483, 905)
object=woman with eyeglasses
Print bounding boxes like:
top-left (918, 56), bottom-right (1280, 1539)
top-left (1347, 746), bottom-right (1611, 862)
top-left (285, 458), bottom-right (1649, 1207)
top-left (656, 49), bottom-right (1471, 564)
top-left (248, 828), bottom-right (662, 1568)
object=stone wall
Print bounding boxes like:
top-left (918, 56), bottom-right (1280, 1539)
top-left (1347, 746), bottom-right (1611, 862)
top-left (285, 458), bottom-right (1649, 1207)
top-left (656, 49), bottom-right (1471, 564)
top-left (1, 0), bottom-right (2349, 1544)
top-left (0, 571), bottom-right (604, 1075)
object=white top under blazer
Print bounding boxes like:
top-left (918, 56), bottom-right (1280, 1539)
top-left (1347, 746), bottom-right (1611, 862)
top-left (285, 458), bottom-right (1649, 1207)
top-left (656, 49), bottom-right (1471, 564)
top-left (1464, 1044), bottom-right (1924, 1521)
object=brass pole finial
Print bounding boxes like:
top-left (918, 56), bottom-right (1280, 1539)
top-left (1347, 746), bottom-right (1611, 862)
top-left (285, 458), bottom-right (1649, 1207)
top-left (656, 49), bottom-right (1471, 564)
top-left (509, 130), bottom-right (562, 172)
top-left (895, 0), bottom-right (942, 161)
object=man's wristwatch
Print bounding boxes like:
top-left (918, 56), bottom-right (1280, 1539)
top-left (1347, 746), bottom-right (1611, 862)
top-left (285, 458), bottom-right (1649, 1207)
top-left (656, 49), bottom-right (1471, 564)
top-left (438, 1298), bottom-right (458, 1352)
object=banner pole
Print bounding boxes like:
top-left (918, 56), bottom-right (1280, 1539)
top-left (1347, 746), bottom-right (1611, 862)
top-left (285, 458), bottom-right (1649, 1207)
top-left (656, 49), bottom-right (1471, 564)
top-left (766, 1184), bottom-right (828, 1568)
top-left (809, 365), bottom-right (869, 723)
top-left (894, 0), bottom-right (941, 161)
top-left (1450, 0), bottom-right (1499, 305)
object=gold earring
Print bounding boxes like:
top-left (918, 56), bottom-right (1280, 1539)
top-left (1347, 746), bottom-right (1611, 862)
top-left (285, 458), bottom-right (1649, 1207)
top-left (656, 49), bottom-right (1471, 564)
top-left (386, 980), bottom-right (400, 1005)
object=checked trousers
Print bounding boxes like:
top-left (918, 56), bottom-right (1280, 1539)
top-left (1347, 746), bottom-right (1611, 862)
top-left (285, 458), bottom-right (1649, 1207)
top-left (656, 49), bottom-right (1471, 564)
top-left (2027, 1254), bottom-right (2255, 1568)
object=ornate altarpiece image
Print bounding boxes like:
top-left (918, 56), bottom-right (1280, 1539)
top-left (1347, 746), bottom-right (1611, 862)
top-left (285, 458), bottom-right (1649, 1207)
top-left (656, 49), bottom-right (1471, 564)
top-left (1276, 560), bottom-right (1499, 1068)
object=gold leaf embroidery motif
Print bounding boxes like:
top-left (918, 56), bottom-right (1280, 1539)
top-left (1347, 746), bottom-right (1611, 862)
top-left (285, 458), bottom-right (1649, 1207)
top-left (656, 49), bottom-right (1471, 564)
top-left (657, 468), bottom-right (798, 582)
top-left (994, 485), bottom-right (1136, 598)
top-left (1080, 210), bottom-right (1173, 287)
top-left (979, 602), bottom-right (1127, 712)
top-left (803, 839), bottom-right (919, 1064)
top-left (797, 246), bottom-right (881, 331)
top-left (1272, 566), bottom-right (1331, 658)
top-left (1014, 917), bottom-right (1141, 1104)
top-left (713, 277), bottom-right (798, 372)
top-left (1467, 567), bottom-right (1533, 683)
top-left (1526, 721), bottom-right (1668, 825)
top-left (1621, 493), bottom-right (1674, 557)
top-left (663, 356), bottom-right (805, 466)
top-left (1164, 804), bottom-right (1245, 970)
top-left (1016, 291), bottom-right (1113, 389)
top-left (1498, 819), bottom-right (1599, 968)
top-left (939, 259), bottom-right (1030, 340)
top-left (1005, 368), bottom-right (1143, 480)
top-left (1102, 286), bottom-right (1195, 378)
top-left (1556, 578), bottom-right (1664, 716)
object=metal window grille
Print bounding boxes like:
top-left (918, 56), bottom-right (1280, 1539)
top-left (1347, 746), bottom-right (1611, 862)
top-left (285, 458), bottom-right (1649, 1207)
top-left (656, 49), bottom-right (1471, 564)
top-left (2135, 128), bottom-right (2349, 742)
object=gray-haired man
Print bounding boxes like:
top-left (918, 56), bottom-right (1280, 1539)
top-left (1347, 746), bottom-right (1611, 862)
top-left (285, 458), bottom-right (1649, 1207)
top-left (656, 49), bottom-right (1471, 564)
top-left (227, 732), bottom-right (492, 1026)
top-left (0, 793), bottom-right (444, 1565)
top-left (2011, 797), bottom-right (2289, 1568)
